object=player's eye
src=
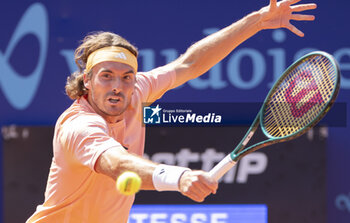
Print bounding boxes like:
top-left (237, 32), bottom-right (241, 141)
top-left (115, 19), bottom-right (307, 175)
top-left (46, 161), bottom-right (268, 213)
top-left (123, 75), bottom-right (133, 81)
top-left (101, 73), bottom-right (111, 78)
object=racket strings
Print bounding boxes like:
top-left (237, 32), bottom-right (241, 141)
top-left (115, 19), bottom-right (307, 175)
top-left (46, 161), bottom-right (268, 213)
top-left (263, 55), bottom-right (337, 138)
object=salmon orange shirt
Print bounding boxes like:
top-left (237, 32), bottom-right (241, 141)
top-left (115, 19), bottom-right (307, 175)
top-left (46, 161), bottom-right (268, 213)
top-left (26, 66), bottom-right (176, 223)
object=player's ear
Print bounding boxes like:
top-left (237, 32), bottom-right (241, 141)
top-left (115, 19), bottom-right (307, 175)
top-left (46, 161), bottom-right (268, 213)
top-left (83, 73), bottom-right (91, 89)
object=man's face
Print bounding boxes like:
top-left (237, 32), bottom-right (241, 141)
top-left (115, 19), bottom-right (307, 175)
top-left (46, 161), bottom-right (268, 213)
top-left (84, 61), bottom-right (136, 123)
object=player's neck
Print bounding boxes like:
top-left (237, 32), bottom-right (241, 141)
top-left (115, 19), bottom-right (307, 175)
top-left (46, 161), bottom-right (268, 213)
top-left (85, 95), bottom-right (124, 124)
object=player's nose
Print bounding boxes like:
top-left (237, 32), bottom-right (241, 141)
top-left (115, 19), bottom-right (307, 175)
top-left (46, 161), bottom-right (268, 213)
top-left (111, 78), bottom-right (122, 93)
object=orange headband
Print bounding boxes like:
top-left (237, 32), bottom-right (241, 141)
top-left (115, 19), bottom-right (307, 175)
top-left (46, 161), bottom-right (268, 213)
top-left (85, 46), bottom-right (138, 73)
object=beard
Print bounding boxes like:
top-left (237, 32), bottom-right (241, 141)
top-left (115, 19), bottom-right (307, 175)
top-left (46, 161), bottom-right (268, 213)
top-left (89, 89), bottom-right (132, 120)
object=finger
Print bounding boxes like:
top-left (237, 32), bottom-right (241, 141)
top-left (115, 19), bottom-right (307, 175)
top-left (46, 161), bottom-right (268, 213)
top-left (182, 175), bottom-right (212, 196)
top-left (288, 0), bottom-right (302, 5)
top-left (197, 181), bottom-right (217, 195)
top-left (198, 175), bottom-right (218, 194)
top-left (191, 180), bottom-right (213, 196)
top-left (185, 189), bottom-right (205, 202)
top-left (291, 3), bottom-right (317, 12)
top-left (286, 23), bottom-right (304, 37)
top-left (291, 14), bottom-right (315, 21)
top-left (270, 0), bottom-right (277, 9)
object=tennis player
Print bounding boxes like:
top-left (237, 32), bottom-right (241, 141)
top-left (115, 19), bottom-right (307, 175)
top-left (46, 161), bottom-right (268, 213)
top-left (27, 0), bottom-right (316, 222)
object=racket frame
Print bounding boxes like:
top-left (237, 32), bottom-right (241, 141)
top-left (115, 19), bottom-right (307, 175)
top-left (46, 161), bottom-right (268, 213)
top-left (209, 51), bottom-right (340, 181)
top-left (260, 51), bottom-right (341, 140)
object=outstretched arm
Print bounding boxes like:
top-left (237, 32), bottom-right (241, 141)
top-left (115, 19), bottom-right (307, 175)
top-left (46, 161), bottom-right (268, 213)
top-left (96, 147), bottom-right (218, 202)
top-left (170, 0), bottom-right (317, 88)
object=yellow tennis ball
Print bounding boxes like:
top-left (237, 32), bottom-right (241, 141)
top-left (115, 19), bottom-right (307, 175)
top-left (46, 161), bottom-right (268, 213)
top-left (116, 171), bottom-right (142, 195)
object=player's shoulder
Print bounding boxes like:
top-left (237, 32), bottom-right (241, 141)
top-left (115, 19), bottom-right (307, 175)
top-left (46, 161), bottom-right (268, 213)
top-left (56, 98), bottom-right (107, 131)
top-left (136, 65), bottom-right (175, 82)
top-left (135, 65), bottom-right (176, 95)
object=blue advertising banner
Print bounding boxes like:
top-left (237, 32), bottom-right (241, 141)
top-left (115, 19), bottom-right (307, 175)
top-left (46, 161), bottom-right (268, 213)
top-left (128, 204), bottom-right (268, 223)
top-left (1, 0), bottom-right (349, 222)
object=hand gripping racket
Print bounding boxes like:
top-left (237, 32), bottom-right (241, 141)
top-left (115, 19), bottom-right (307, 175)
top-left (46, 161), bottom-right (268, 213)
top-left (209, 51), bottom-right (341, 181)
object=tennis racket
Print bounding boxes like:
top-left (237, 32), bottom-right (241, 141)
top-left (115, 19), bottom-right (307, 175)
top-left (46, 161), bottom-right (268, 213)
top-left (209, 51), bottom-right (340, 181)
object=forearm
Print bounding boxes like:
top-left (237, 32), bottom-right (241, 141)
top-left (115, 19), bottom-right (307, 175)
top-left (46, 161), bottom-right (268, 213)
top-left (173, 11), bottom-right (262, 86)
top-left (95, 148), bottom-right (157, 190)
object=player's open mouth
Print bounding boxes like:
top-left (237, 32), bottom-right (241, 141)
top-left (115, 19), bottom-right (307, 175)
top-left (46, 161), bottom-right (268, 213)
top-left (108, 98), bottom-right (121, 104)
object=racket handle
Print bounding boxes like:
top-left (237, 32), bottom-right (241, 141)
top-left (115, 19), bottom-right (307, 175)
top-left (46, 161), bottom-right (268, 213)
top-left (209, 154), bottom-right (237, 181)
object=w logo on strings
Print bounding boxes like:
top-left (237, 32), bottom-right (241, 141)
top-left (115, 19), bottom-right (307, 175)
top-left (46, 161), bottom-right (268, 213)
top-left (285, 71), bottom-right (324, 118)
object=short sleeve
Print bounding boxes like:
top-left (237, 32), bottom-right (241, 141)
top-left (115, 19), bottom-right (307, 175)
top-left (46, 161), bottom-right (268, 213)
top-left (58, 114), bottom-right (125, 171)
top-left (135, 65), bottom-right (176, 103)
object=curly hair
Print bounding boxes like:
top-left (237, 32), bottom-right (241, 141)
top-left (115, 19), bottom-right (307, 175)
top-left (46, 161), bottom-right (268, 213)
top-left (65, 31), bottom-right (138, 100)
